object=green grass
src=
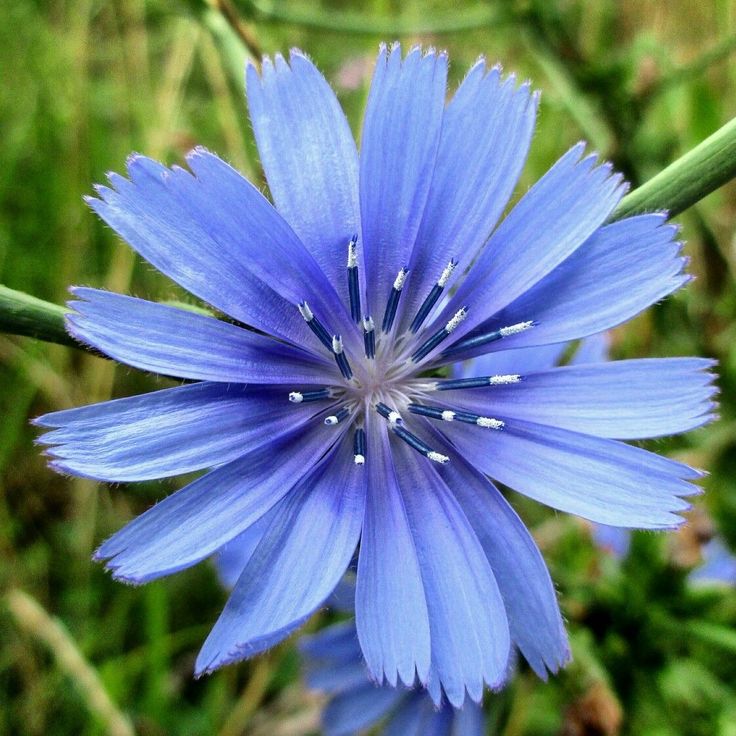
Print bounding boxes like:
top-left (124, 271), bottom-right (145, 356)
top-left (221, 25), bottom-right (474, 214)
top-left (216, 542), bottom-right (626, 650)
top-left (2, 1), bottom-right (736, 734)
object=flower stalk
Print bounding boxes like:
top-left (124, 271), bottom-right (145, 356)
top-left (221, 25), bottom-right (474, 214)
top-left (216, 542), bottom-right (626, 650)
top-left (0, 285), bottom-right (75, 348)
top-left (611, 116), bottom-right (736, 220)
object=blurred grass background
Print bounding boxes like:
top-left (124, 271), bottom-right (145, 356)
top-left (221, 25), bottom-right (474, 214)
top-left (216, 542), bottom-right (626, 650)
top-left (1, 1), bottom-right (736, 734)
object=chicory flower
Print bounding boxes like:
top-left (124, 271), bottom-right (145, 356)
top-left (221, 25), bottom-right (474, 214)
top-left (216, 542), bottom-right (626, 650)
top-left (36, 44), bottom-right (716, 705)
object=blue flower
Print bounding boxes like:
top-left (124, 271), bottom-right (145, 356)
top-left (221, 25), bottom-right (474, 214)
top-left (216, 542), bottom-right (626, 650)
top-left (35, 44), bottom-right (717, 705)
top-left (690, 538), bottom-right (736, 586)
top-left (301, 620), bottom-right (486, 736)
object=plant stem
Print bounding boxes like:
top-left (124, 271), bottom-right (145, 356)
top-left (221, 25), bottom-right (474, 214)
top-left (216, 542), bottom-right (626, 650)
top-left (611, 116), bottom-right (736, 220)
top-left (0, 286), bottom-right (75, 348)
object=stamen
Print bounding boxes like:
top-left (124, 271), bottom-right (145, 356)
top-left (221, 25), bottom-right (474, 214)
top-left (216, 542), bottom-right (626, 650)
top-left (382, 266), bottom-right (409, 333)
top-left (433, 374), bottom-right (522, 391)
top-left (325, 407), bottom-right (350, 426)
top-left (353, 427), bottom-right (366, 465)
top-left (298, 301), bottom-right (333, 350)
top-left (410, 258), bottom-right (458, 333)
top-left (475, 416), bottom-right (505, 429)
top-left (408, 403), bottom-right (505, 430)
top-left (411, 307), bottom-right (468, 363)
top-left (288, 388), bottom-right (334, 403)
top-left (442, 320), bottom-right (536, 357)
top-left (331, 335), bottom-right (353, 380)
top-left (346, 235), bottom-right (361, 323)
top-left (376, 402), bottom-right (403, 427)
top-left (363, 316), bottom-right (376, 359)
top-left (392, 425), bottom-right (449, 464)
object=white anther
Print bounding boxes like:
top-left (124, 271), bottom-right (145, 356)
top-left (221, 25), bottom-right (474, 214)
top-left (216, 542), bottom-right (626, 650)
top-left (289, 391), bottom-right (303, 403)
top-left (445, 307), bottom-right (468, 333)
top-left (476, 417), bottom-right (505, 430)
top-left (393, 268), bottom-right (409, 291)
top-left (488, 374), bottom-right (522, 385)
top-left (438, 259), bottom-right (457, 288)
top-left (500, 320), bottom-right (534, 337)
top-left (354, 454), bottom-right (365, 466)
top-left (428, 451), bottom-right (450, 464)
top-left (388, 411), bottom-right (402, 427)
top-left (362, 316), bottom-right (375, 332)
top-left (298, 301), bottom-right (314, 321)
top-left (347, 239), bottom-right (358, 268)
top-left (332, 335), bottom-right (343, 354)
top-left (441, 410), bottom-right (455, 422)
top-left (325, 415), bottom-right (339, 426)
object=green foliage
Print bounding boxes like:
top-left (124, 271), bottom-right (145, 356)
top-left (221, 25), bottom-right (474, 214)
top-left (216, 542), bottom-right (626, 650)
top-left (1, 1), bottom-right (735, 734)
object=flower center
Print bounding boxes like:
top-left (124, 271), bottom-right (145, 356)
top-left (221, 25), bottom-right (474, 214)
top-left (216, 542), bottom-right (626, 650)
top-left (288, 236), bottom-right (532, 467)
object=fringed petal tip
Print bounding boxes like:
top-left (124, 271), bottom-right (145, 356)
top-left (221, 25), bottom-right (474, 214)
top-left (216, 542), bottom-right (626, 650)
top-left (364, 662), bottom-right (425, 692)
top-left (527, 642), bottom-right (573, 683)
top-left (193, 622), bottom-right (304, 679)
top-left (31, 414), bottom-right (57, 429)
top-left (93, 547), bottom-right (157, 586)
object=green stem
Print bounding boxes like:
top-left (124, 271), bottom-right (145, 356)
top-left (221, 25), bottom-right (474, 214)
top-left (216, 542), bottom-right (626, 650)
top-left (0, 286), bottom-right (76, 348)
top-left (611, 116), bottom-right (736, 220)
top-left (234, 0), bottom-right (503, 35)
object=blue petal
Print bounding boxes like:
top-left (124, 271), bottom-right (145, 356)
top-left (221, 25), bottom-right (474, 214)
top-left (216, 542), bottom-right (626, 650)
top-left (690, 538), bottom-right (736, 586)
top-left (305, 649), bottom-right (368, 694)
top-left (434, 143), bottom-right (626, 349)
top-left (93, 423), bottom-right (343, 583)
top-left (443, 358), bottom-right (717, 440)
top-left (444, 418), bottom-right (702, 528)
top-left (305, 654), bottom-right (370, 696)
top-left (183, 149), bottom-right (359, 352)
top-left (451, 700), bottom-right (486, 736)
top-left (451, 343), bottom-right (568, 380)
top-left (37, 383), bottom-right (325, 481)
top-left (214, 508), bottom-right (277, 589)
top-left (246, 51), bottom-right (361, 292)
top-left (570, 333), bottom-right (610, 365)
top-left (452, 214), bottom-right (687, 359)
top-left (443, 451), bottom-right (569, 677)
top-left (356, 415), bottom-right (431, 687)
top-left (90, 151), bottom-right (355, 347)
top-left (301, 622), bottom-right (369, 694)
top-left (89, 158), bottom-right (293, 343)
top-left (591, 524), bottom-right (631, 558)
top-left (384, 692), bottom-right (438, 736)
top-left (322, 684), bottom-right (404, 736)
top-left (402, 61), bottom-right (537, 332)
top-left (394, 439), bottom-right (511, 706)
top-left (195, 434), bottom-right (366, 675)
top-left (359, 44), bottom-right (447, 318)
top-left (300, 619), bottom-right (362, 666)
top-left (66, 288), bottom-right (332, 383)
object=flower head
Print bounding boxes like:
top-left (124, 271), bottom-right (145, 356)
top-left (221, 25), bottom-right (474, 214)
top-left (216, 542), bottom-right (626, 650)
top-left (35, 44), bottom-right (716, 706)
